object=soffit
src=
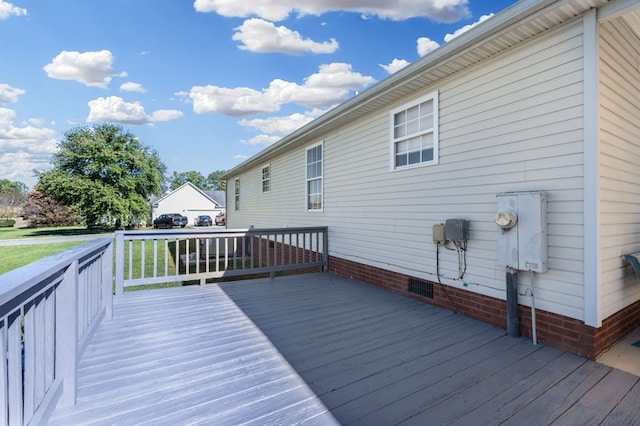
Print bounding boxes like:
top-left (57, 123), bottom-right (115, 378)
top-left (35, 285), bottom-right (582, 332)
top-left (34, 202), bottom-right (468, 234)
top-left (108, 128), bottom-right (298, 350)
top-left (621, 7), bottom-right (640, 39)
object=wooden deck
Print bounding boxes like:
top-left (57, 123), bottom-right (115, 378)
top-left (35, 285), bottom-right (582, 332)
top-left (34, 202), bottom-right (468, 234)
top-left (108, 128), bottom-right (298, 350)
top-left (49, 273), bottom-right (640, 425)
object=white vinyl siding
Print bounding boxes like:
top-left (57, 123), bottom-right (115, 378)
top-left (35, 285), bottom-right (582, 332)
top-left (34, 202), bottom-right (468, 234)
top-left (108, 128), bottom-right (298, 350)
top-left (306, 142), bottom-right (323, 212)
top-left (226, 19), bottom-right (589, 321)
top-left (597, 17), bottom-right (640, 319)
top-left (391, 92), bottom-right (438, 169)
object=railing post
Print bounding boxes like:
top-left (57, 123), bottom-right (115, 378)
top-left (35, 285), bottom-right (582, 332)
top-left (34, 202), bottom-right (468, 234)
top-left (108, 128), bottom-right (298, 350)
top-left (102, 240), bottom-right (114, 319)
top-left (55, 260), bottom-right (79, 407)
top-left (322, 227), bottom-right (329, 272)
top-left (115, 231), bottom-right (125, 296)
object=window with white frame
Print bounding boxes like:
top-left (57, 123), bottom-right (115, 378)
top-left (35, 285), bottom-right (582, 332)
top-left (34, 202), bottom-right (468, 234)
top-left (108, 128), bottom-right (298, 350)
top-left (261, 165), bottom-right (271, 193)
top-left (391, 91), bottom-right (438, 169)
top-left (234, 178), bottom-right (240, 211)
top-left (306, 142), bottom-right (323, 211)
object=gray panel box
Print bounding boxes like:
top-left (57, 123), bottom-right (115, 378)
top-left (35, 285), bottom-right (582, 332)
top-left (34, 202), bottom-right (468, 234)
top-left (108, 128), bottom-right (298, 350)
top-left (496, 191), bottom-right (547, 273)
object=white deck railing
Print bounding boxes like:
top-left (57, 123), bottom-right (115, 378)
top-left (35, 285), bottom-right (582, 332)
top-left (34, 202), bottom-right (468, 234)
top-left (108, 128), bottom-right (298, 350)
top-left (0, 237), bottom-right (113, 426)
top-left (114, 227), bottom-right (328, 293)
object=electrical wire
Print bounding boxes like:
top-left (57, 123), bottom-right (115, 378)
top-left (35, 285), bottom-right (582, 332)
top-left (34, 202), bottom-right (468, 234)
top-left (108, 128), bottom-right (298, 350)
top-left (436, 241), bottom-right (460, 314)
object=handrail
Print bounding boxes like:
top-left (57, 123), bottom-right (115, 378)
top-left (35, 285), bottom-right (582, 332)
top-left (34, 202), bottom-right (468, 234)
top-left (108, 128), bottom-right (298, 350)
top-left (115, 227), bottom-right (328, 294)
top-left (0, 237), bottom-right (113, 426)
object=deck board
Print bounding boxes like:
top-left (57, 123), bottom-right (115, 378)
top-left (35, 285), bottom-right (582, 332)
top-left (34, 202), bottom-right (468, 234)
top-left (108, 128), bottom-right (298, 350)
top-left (49, 272), bottom-right (640, 425)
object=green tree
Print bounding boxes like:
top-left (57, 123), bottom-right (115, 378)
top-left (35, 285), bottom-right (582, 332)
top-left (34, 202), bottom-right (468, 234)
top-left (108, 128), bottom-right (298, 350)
top-left (206, 170), bottom-right (226, 191)
top-left (0, 179), bottom-right (28, 220)
top-left (168, 170), bottom-right (226, 191)
top-left (168, 170), bottom-right (208, 190)
top-left (36, 124), bottom-right (166, 226)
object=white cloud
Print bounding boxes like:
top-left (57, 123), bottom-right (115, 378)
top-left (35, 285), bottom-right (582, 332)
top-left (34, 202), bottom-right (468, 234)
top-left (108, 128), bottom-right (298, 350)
top-left (239, 108), bottom-right (324, 135)
top-left (187, 62), bottom-right (373, 116)
top-left (417, 37), bottom-right (440, 56)
top-left (43, 50), bottom-right (124, 88)
top-left (0, 108), bottom-right (57, 187)
top-left (151, 109), bottom-right (184, 122)
top-left (120, 82), bottom-right (146, 93)
top-left (188, 86), bottom-right (280, 117)
top-left (444, 13), bottom-right (493, 42)
top-left (194, 0), bottom-right (470, 23)
top-left (233, 154), bottom-right (249, 160)
top-left (233, 18), bottom-right (338, 54)
top-left (380, 59), bottom-right (410, 74)
top-left (241, 134), bottom-right (281, 146)
top-left (266, 63), bottom-right (374, 107)
top-left (87, 96), bottom-right (182, 125)
top-left (0, 83), bottom-right (26, 103)
top-left (0, 0), bottom-right (26, 19)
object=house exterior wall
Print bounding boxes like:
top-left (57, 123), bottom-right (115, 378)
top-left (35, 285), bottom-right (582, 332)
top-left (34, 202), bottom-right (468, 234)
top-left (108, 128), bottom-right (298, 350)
top-left (228, 18), bottom-right (589, 321)
top-left (598, 17), bottom-right (640, 318)
top-left (153, 184), bottom-right (223, 224)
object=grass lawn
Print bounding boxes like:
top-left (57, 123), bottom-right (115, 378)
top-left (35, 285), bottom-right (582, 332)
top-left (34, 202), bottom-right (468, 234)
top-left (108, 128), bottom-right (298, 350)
top-left (0, 226), bottom-right (112, 240)
top-left (0, 241), bottom-right (86, 275)
top-left (0, 226), bottom-right (114, 275)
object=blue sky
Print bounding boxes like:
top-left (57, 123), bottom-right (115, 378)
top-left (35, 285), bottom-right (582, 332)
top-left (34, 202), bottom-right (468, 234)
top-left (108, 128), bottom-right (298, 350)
top-left (0, 0), bottom-right (518, 189)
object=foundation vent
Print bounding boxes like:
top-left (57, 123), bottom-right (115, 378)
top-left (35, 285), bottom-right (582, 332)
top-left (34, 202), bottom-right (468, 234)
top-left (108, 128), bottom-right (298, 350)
top-left (408, 278), bottom-right (433, 299)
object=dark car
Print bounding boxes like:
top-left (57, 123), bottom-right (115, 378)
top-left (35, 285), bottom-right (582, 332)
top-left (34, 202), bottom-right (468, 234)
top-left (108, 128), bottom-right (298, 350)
top-left (215, 212), bottom-right (226, 226)
top-left (195, 215), bottom-right (212, 227)
top-left (153, 213), bottom-right (188, 229)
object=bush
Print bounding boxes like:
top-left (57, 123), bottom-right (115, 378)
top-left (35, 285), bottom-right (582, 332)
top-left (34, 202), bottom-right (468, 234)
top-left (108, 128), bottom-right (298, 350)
top-left (0, 219), bottom-right (15, 228)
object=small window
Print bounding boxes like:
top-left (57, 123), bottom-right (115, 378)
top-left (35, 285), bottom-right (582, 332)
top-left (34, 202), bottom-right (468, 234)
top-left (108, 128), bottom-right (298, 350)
top-left (234, 178), bottom-right (240, 211)
top-left (262, 165), bottom-right (271, 193)
top-left (306, 142), bottom-right (323, 211)
top-left (390, 91), bottom-right (438, 170)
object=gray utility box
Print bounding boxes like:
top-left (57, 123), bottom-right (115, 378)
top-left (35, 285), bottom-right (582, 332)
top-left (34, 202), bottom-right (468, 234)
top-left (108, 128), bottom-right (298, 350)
top-left (496, 191), bottom-right (548, 273)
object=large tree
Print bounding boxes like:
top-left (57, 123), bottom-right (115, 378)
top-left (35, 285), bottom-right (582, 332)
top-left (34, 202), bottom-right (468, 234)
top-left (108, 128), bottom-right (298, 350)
top-left (168, 170), bottom-right (226, 191)
top-left (36, 124), bottom-right (166, 226)
top-left (0, 179), bottom-right (28, 220)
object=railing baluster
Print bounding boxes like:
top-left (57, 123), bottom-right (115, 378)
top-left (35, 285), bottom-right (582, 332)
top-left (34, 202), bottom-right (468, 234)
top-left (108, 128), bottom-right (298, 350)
top-left (153, 240), bottom-right (158, 278)
top-left (141, 240), bottom-right (146, 279)
top-left (23, 300), bottom-right (36, 420)
top-left (174, 238), bottom-right (179, 277)
top-left (164, 239), bottom-right (169, 277)
top-left (7, 310), bottom-right (22, 426)
top-left (0, 319), bottom-right (7, 426)
top-left (128, 240), bottom-right (133, 280)
top-left (187, 239), bottom-right (191, 275)
top-left (45, 288), bottom-right (56, 389)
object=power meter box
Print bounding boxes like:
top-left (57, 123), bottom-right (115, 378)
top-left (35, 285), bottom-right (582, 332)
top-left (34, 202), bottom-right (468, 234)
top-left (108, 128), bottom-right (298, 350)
top-left (496, 191), bottom-right (548, 272)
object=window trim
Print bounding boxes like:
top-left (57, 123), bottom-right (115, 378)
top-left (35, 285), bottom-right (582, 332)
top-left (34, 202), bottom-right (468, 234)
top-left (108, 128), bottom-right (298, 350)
top-left (389, 90), bottom-right (439, 171)
top-left (234, 178), bottom-right (240, 211)
top-left (261, 164), bottom-right (271, 194)
top-left (305, 141), bottom-right (323, 212)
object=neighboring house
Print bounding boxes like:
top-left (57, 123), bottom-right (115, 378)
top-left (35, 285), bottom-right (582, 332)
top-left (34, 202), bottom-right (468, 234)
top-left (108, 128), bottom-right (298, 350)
top-left (222, 0), bottom-right (640, 359)
top-left (151, 182), bottom-right (225, 224)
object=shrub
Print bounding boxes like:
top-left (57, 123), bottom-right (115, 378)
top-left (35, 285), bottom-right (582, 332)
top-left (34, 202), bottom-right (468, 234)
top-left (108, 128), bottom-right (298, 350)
top-left (0, 219), bottom-right (15, 228)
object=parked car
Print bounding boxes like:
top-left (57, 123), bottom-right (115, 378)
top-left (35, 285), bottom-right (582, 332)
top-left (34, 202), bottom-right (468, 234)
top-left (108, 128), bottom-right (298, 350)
top-left (194, 215), bottom-right (213, 227)
top-left (215, 212), bottom-right (226, 226)
top-left (153, 213), bottom-right (188, 229)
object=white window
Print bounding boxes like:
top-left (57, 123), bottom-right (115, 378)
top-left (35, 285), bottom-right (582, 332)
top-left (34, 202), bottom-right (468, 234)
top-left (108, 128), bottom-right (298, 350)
top-left (306, 142), bottom-right (323, 211)
top-left (390, 91), bottom-right (438, 170)
top-left (234, 178), bottom-right (240, 211)
top-left (261, 165), bottom-right (271, 193)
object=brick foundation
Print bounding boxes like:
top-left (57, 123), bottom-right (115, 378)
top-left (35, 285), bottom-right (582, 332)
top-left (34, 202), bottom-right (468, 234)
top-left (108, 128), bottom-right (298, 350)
top-left (328, 255), bottom-right (640, 360)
